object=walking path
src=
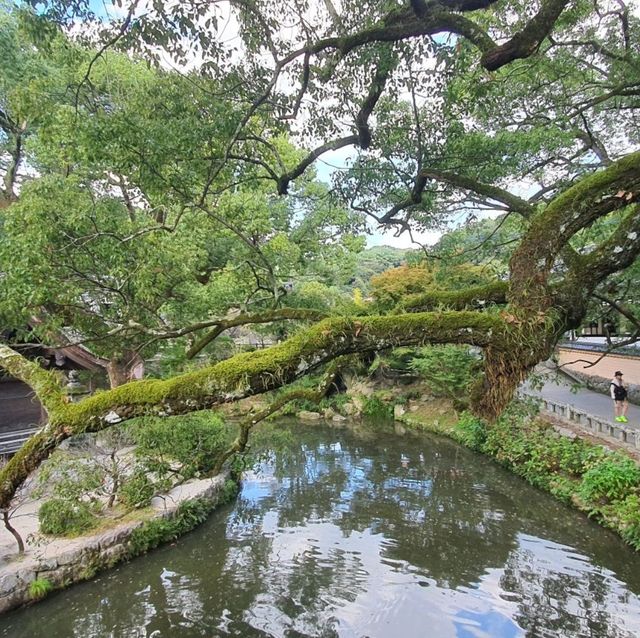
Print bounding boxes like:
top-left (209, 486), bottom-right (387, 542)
top-left (524, 370), bottom-right (640, 429)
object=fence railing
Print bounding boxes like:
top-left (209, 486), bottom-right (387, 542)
top-left (519, 391), bottom-right (640, 449)
top-left (0, 427), bottom-right (40, 457)
top-left (558, 341), bottom-right (640, 358)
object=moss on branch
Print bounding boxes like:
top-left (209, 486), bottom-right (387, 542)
top-left (509, 150), bottom-right (640, 310)
top-left (0, 311), bottom-right (502, 509)
top-left (56, 311), bottom-right (501, 430)
top-left (0, 344), bottom-right (66, 415)
top-left (397, 281), bottom-right (509, 313)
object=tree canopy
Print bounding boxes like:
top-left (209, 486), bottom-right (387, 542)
top-left (1, 0), bottom-right (639, 508)
top-left (1, 8), bottom-right (364, 384)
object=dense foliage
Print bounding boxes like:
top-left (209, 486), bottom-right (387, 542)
top-left (1, 0), bottom-right (640, 514)
top-left (0, 5), bottom-right (364, 385)
top-left (413, 403), bottom-right (640, 551)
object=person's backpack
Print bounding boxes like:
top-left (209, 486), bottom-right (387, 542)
top-left (612, 382), bottom-right (628, 401)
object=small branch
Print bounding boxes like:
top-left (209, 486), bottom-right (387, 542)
top-left (559, 333), bottom-right (640, 369)
top-left (592, 292), bottom-right (640, 332)
top-left (185, 308), bottom-right (328, 359)
top-left (2, 510), bottom-right (24, 554)
top-left (212, 355), bottom-right (352, 473)
top-left (277, 136), bottom-right (358, 195)
top-left (419, 168), bottom-right (535, 218)
top-left (74, 0), bottom-right (141, 110)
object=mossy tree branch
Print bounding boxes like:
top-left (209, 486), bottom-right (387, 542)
top-left (396, 281), bottom-right (509, 312)
top-left (419, 169), bottom-right (535, 219)
top-left (0, 311), bottom-right (503, 509)
top-left (576, 204), bottom-right (640, 286)
top-left (58, 312), bottom-right (502, 431)
top-left (509, 151), bottom-right (640, 310)
top-left (0, 343), bottom-right (66, 417)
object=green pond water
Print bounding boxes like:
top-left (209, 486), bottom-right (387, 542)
top-left (2, 420), bottom-right (640, 638)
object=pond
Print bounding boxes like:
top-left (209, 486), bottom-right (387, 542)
top-left (1, 420), bottom-right (640, 637)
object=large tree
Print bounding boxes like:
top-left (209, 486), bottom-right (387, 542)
top-left (0, 9), bottom-right (363, 385)
top-left (1, 0), bottom-right (640, 508)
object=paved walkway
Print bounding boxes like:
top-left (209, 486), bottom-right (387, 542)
top-left (523, 371), bottom-right (640, 429)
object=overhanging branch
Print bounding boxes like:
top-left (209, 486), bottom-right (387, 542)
top-left (0, 310), bottom-right (503, 509)
top-left (420, 168), bottom-right (535, 218)
top-left (480, 0), bottom-right (571, 71)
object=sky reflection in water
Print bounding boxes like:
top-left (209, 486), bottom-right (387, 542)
top-left (1, 420), bottom-right (640, 638)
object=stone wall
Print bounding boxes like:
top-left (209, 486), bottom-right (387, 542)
top-left (561, 366), bottom-right (640, 405)
top-left (558, 347), bottom-right (640, 394)
top-left (0, 473), bottom-right (235, 615)
top-left (517, 390), bottom-right (640, 454)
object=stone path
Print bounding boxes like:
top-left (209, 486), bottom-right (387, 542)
top-left (524, 370), bottom-right (640, 428)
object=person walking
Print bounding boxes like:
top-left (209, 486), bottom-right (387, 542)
top-left (611, 371), bottom-right (629, 423)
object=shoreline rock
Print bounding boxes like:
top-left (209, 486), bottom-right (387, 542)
top-left (0, 473), bottom-right (236, 615)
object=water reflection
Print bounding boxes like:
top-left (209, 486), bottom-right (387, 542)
top-left (1, 420), bottom-right (640, 638)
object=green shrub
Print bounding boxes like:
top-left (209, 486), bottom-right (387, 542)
top-left (454, 412), bottom-right (486, 451)
top-left (482, 416), bottom-right (530, 469)
top-left (118, 471), bottom-right (156, 510)
top-left (220, 478), bottom-right (240, 503)
top-left (319, 392), bottom-right (351, 412)
top-left (29, 578), bottom-right (53, 600)
top-left (128, 497), bottom-right (212, 555)
top-left (578, 455), bottom-right (640, 503)
top-left (131, 412), bottom-right (231, 479)
top-left (548, 476), bottom-right (578, 504)
top-left (613, 495), bottom-right (640, 550)
top-left (294, 398), bottom-right (323, 412)
top-left (35, 452), bottom-right (103, 503)
top-left (408, 345), bottom-right (481, 401)
top-left (481, 410), bottom-right (597, 490)
top-left (362, 393), bottom-right (393, 419)
top-left (431, 400), bottom-right (640, 552)
top-left (385, 347), bottom-right (417, 372)
top-left (39, 499), bottom-right (97, 536)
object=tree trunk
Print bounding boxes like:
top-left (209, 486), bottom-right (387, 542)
top-left (3, 510), bottom-right (25, 555)
top-left (106, 351), bottom-right (145, 388)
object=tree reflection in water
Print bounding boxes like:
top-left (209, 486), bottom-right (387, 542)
top-left (1, 420), bottom-right (640, 638)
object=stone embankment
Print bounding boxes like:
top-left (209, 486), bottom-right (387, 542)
top-left (519, 390), bottom-right (640, 454)
top-left (0, 474), bottom-right (233, 615)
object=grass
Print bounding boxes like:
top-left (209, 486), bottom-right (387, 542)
top-left (29, 578), bottom-right (53, 600)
